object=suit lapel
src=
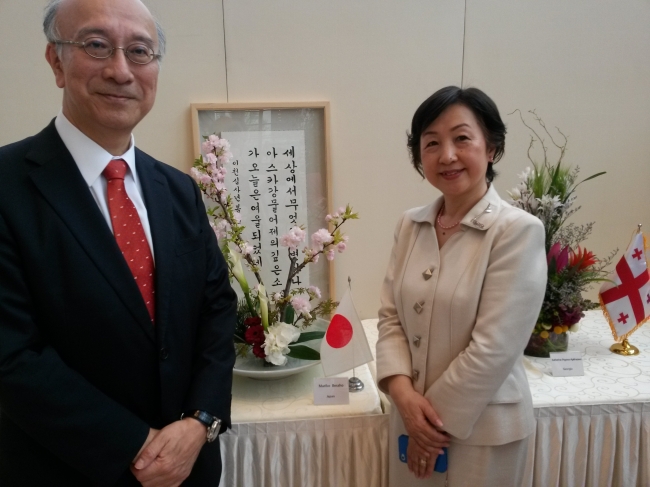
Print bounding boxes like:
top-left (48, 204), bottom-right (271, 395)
top-left (136, 150), bottom-right (173, 343)
top-left (27, 122), bottom-right (155, 342)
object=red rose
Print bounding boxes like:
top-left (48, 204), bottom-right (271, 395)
top-left (252, 343), bottom-right (266, 358)
top-left (245, 324), bottom-right (265, 345)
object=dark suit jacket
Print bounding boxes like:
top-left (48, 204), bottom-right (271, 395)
top-left (0, 121), bottom-right (237, 486)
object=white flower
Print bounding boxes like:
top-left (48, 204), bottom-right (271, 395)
top-left (517, 167), bottom-right (532, 180)
top-left (507, 187), bottom-right (522, 201)
top-left (263, 321), bottom-right (301, 365)
top-left (257, 284), bottom-right (269, 329)
top-left (227, 244), bottom-right (249, 293)
top-left (539, 194), bottom-right (563, 211)
top-left (308, 286), bottom-right (321, 299)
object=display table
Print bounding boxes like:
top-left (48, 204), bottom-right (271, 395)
top-left (363, 310), bottom-right (650, 487)
top-left (219, 361), bottom-right (388, 487)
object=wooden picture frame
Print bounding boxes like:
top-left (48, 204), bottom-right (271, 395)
top-left (190, 102), bottom-right (334, 301)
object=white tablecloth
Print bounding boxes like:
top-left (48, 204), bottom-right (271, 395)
top-left (363, 310), bottom-right (650, 487)
top-left (219, 362), bottom-right (387, 486)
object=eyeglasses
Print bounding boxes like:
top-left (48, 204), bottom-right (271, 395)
top-left (54, 37), bottom-right (161, 65)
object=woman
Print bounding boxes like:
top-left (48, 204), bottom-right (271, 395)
top-left (376, 86), bottom-right (547, 486)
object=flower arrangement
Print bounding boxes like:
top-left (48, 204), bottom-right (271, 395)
top-left (191, 134), bottom-right (358, 366)
top-left (507, 111), bottom-right (615, 355)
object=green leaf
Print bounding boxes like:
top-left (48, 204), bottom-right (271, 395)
top-left (287, 345), bottom-right (321, 360)
top-left (293, 331), bottom-right (325, 343)
top-left (283, 304), bottom-right (295, 324)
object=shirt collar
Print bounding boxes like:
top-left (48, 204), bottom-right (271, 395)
top-left (409, 184), bottom-right (502, 231)
top-left (54, 111), bottom-right (137, 187)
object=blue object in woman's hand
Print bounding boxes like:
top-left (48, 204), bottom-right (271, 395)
top-left (398, 435), bottom-right (448, 473)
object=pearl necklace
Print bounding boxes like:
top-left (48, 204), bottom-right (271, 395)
top-left (436, 203), bottom-right (461, 235)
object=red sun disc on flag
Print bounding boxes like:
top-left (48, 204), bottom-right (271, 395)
top-left (326, 314), bottom-right (353, 348)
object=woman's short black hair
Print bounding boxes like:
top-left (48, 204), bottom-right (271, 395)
top-left (407, 86), bottom-right (506, 182)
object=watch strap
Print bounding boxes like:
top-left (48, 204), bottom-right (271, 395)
top-left (181, 410), bottom-right (222, 442)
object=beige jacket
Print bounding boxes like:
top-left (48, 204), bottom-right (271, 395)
top-left (376, 185), bottom-right (547, 446)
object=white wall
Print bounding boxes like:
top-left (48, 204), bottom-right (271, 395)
top-left (1, 0), bottom-right (648, 317)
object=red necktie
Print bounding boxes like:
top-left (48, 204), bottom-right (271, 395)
top-left (103, 159), bottom-right (155, 322)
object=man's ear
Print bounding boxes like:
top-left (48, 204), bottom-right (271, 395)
top-left (45, 43), bottom-right (66, 89)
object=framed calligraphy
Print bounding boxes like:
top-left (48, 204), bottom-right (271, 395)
top-left (191, 102), bottom-right (334, 301)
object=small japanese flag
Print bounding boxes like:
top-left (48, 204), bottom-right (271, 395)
top-left (320, 289), bottom-right (373, 376)
top-left (599, 231), bottom-right (650, 341)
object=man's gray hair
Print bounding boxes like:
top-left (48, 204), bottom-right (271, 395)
top-left (43, 0), bottom-right (166, 59)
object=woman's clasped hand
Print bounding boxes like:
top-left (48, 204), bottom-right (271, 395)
top-left (386, 375), bottom-right (450, 479)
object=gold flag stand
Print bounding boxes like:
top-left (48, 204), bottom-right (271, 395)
top-left (610, 339), bottom-right (640, 356)
top-left (603, 224), bottom-right (648, 356)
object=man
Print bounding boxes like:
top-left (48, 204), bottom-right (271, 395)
top-left (0, 0), bottom-right (236, 485)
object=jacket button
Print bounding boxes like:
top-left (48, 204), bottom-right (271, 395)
top-left (422, 266), bottom-right (435, 280)
top-left (413, 369), bottom-right (420, 381)
top-left (413, 335), bottom-right (421, 347)
top-left (413, 301), bottom-right (425, 314)
top-left (160, 348), bottom-right (169, 360)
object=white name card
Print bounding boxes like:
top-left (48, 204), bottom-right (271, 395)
top-left (313, 377), bottom-right (350, 405)
top-left (550, 351), bottom-right (584, 377)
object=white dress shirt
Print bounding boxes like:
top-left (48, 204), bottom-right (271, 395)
top-left (54, 112), bottom-right (155, 258)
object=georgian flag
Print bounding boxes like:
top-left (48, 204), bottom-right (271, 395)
top-left (320, 289), bottom-right (373, 376)
top-left (599, 232), bottom-right (650, 341)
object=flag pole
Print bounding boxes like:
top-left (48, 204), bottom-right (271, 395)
top-left (609, 223), bottom-right (643, 356)
top-left (348, 276), bottom-right (364, 392)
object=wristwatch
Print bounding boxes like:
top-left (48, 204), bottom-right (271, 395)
top-left (181, 410), bottom-right (222, 443)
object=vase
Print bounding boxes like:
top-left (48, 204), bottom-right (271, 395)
top-left (524, 329), bottom-right (569, 358)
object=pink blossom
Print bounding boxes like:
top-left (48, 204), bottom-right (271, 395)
top-left (279, 227), bottom-right (306, 250)
top-left (332, 213), bottom-right (339, 219)
top-left (326, 249), bottom-right (335, 261)
top-left (233, 212), bottom-right (242, 223)
top-left (312, 253), bottom-right (320, 263)
top-left (338, 206), bottom-right (345, 214)
top-left (201, 140), bottom-right (213, 154)
top-left (208, 134), bottom-right (220, 146)
top-left (189, 167), bottom-right (202, 183)
top-left (205, 152), bottom-right (218, 166)
top-left (325, 214), bottom-right (332, 222)
top-left (337, 242), bottom-right (347, 253)
top-left (308, 286), bottom-right (321, 299)
top-left (240, 242), bottom-right (254, 255)
top-left (191, 167), bottom-right (211, 185)
top-left (214, 220), bottom-right (231, 240)
top-left (291, 295), bottom-right (312, 317)
top-left (311, 228), bottom-right (333, 250)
